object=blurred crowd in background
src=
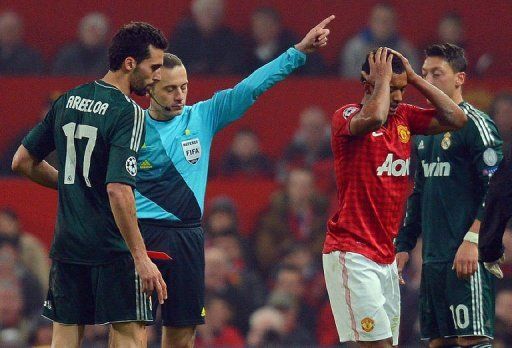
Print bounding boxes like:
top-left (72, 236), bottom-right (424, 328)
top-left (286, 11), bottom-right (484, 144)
top-left (0, 1), bottom-right (507, 78)
top-left (1, 0), bottom-right (511, 347)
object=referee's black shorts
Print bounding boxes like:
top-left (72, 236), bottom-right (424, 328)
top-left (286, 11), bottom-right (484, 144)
top-left (139, 219), bottom-right (205, 327)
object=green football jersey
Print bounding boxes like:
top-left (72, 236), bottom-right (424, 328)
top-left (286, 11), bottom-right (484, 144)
top-left (396, 102), bottom-right (503, 263)
top-left (23, 80), bottom-right (145, 265)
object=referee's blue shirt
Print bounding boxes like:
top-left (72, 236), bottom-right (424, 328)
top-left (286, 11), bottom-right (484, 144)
top-left (135, 47), bottom-right (306, 223)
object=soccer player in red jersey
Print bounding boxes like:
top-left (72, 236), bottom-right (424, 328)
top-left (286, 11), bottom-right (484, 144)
top-left (322, 47), bottom-right (467, 347)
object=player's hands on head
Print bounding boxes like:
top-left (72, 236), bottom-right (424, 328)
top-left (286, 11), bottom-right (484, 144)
top-left (366, 47), bottom-right (394, 86)
top-left (134, 256), bottom-right (168, 304)
top-left (484, 254), bottom-right (505, 279)
top-left (395, 251), bottom-right (409, 285)
top-left (452, 240), bottom-right (479, 280)
top-left (295, 15), bottom-right (335, 54)
top-left (387, 48), bottom-right (419, 84)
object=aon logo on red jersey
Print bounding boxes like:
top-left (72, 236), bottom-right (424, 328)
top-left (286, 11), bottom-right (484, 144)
top-left (377, 153), bottom-right (410, 176)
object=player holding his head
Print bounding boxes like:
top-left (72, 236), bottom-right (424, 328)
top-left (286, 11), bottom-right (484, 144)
top-left (395, 43), bottom-right (503, 348)
top-left (12, 22), bottom-right (168, 347)
top-left (135, 15), bottom-right (335, 348)
top-left (323, 47), bottom-right (467, 347)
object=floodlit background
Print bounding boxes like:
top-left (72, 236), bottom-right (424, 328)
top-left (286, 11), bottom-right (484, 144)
top-left (0, 0), bottom-right (511, 346)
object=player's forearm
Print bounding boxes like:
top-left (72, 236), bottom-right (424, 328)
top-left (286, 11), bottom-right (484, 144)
top-left (360, 81), bottom-right (391, 126)
top-left (26, 161), bottom-right (58, 189)
top-left (460, 220), bottom-right (481, 248)
top-left (12, 146), bottom-right (58, 190)
top-left (469, 220), bottom-right (481, 234)
top-left (107, 183), bottom-right (147, 261)
top-left (410, 75), bottom-right (467, 129)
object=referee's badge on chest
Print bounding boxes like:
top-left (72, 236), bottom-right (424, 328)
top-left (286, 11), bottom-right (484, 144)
top-left (181, 138), bottom-right (201, 164)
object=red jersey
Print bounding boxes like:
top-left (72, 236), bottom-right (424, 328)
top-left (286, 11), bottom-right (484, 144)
top-left (323, 103), bottom-right (436, 264)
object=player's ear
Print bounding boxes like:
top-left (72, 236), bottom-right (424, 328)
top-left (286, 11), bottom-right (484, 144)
top-left (455, 72), bottom-right (466, 88)
top-left (123, 57), bottom-right (137, 72)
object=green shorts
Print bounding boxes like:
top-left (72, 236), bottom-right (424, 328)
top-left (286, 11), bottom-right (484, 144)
top-left (43, 256), bottom-right (152, 325)
top-left (420, 262), bottom-right (495, 340)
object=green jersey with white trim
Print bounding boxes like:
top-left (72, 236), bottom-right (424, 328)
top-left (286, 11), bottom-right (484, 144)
top-left (396, 102), bottom-right (503, 263)
top-left (23, 80), bottom-right (145, 265)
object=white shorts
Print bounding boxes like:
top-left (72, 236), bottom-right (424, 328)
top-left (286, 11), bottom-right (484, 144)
top-left (323, 251), bottom-right (400, 345)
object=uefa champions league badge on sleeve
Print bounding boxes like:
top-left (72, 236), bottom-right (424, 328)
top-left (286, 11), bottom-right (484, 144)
top-left (126, 156), bottom-right (138, 176)
top-left (181, 138), bottom-right (201, 164)
top-left (343, 106), bottom-right (358, 119)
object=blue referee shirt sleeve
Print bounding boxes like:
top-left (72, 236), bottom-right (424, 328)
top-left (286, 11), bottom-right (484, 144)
top-left (196, 47), bottom-right (306, 134)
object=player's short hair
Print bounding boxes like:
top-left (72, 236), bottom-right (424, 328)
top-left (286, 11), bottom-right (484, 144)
top-left (361, 49), bottom-right (405, 82)
top-left (108, 22), bottom-right (168, 71)
top-left (162, 53), bottom-right (183, 69)
top-left (425, 43), bottom-right (467, 73)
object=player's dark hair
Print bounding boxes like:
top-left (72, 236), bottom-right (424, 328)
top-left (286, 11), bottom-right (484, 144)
top-left (425, 43), bottom-right (467, 73)
top-left (361, 49), bottom-right (405, 82)
top-left (108, 22), bottom-right (167, 71)
top-left (162, 53), bottom-right (183, 69)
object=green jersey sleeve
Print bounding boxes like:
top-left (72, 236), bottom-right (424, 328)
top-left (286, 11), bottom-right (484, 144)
top-left (105, 103), bottom-right (145, 187)
top-left (22, 102), bottom-right (57, 160)
top-left (464, 116), bottom-right (503, 220)
top-left (396, 143), bottom-right (424, 253)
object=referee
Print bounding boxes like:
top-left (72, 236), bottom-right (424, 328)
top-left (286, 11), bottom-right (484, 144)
top-left (135, 16), bottom-right (335, 348)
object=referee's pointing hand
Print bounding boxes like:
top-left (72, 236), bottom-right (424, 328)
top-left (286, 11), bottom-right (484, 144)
top-left (294, 15), bottom-right (335, 54)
